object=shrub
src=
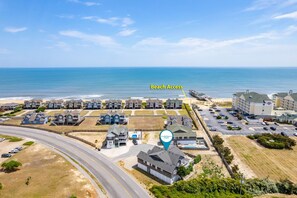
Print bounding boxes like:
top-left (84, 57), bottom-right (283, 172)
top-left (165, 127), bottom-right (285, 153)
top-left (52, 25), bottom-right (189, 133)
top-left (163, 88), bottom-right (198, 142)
top-left (177, 163), bottom-right (193, 178)
top-left (1, 160), bottom-right (22, 172)
top-left (36, 106), bottom-right (46, 113)
top-left (194, 155), bottom-right (202, 164)
top-left (23, 141), bottom-right (34, 146)
top-left (0, 182), bottom-right (2, 190)
top-left (248, 133), bottom-right (296, 150)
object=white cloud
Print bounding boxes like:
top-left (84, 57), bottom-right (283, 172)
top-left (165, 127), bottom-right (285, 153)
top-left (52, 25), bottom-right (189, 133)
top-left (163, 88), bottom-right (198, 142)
top-left (82, 16), bottom-right (134, 27)
top-left (245, 0), bottom-right (297, 11)
top-left (118, 29), bottom-right (137, 37)
top-left (68, 0), bottom-right (100, 6)
top-left (4, 27), bottom-right (27, 33)
top-left (57, 14), bottom-right (75, 19)
top-left (274, 11), bottom-right (297, 19)
top-left (59, 30), bottom-right (119, 48)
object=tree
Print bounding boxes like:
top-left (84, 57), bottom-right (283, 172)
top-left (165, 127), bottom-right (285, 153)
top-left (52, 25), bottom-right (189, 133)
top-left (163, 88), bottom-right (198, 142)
top-left (194, 155), bottom-right (202, 164)
top-left (213, 135), bottom-right (224, 146)
top-left (1, 160), bottom-right (22, 172)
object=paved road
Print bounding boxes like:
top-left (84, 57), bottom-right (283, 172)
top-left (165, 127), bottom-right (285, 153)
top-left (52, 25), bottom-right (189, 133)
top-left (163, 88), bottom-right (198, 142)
top-left (0, 126), bottom-right (150, 198)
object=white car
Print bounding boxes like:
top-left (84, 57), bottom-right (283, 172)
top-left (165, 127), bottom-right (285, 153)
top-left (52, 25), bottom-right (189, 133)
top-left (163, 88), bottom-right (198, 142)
top-left (9, 149), bottom-right (19, 154)
top-left (294, 133), bottom-right (297, 137)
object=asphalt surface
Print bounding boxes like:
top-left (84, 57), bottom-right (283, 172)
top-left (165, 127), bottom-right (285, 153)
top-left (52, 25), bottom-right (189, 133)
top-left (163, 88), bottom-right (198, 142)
top-left (200, 107), bottom-right (297, 136)
top-left (0, 126), bottom-right (150, 198)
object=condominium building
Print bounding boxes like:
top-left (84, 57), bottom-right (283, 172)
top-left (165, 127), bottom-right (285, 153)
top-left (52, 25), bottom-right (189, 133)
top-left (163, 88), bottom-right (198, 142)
top-left (273, 90), bottom-right (297, 111)
top-left (232, 90), bottom-right (273, 116)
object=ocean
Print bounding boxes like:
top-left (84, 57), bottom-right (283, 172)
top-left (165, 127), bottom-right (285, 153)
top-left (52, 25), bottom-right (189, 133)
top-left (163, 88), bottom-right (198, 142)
top-left (0, 67), bottom-right (296, 100)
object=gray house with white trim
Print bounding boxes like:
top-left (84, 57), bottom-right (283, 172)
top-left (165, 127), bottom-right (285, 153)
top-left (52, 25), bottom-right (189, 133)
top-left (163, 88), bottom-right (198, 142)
top-left (84, 99), bottom-right (102, 109)
top-left (165, 99), bottom-right (183, 109)
top-left (146, 99), bottom-right (162, 109)
top-left (125, 99), bottom-right (142, 109)
top-left (105, 125), bottom-right (128, 149)
top-left (105, 100), bottom-right (122, 109)
top-left (137, 146), bottom-right (190, 184)
top-left (22, 112), bottom-right (48, 125)
top-left (46, 100), bottom-right (64, 109)
top-left (24, 99), bottom-right (43, 109)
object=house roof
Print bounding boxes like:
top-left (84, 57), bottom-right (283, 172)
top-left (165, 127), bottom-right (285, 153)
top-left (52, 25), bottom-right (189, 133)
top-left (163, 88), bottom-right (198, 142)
top-left (275, 92), bottom-right (297, 101)
top-left (137, 145), bottom-right (185, 174)
top-left (107, 124), bottom-right (128, 136)
top-left (167, 123), bottom-right (196, 138)
top-left (100, 111), bottom-right (124, 117)
top-left (234, 91), bottom-right (271, 103)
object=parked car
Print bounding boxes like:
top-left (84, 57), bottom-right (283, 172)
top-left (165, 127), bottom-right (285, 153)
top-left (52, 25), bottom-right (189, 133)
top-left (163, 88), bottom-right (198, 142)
top-left (210, 111), bottom-right (215, 114)
top-left (295, 128), bottom-right (297, 130)
top-left (294, 132), bottom-right (297, 137)
top-left (265, 122), bottom-right (269, 126)
top-left (198, 109), bottom-right (203, 111)
top-left (281, 132), bottom-right (288, 136)
top-left (132, 139), bottom-right (138, 145)
top-left (1, 153), bottom-right (12, 158)
top-left (261, 122), bottom-right (266, 126)
top-left (15, 146), bottom-right (23, 151)
top-left (209, 127), bottom-right (217, 131)
top-left (209, 109), bottom-right (213, 111)
top-left (215, 109), bottom-right (221, 112)
top-left (263, 127), bottom-right (268, 130)
top-left (227, 121), bottom-right (233, 124)
top-left (218, 121), bottom-right (225, 124)
top-left (9, 149), bottom-right (19, 154)
top-left (270, 127), bottom-right (276, 131)
top-left (274, 122), bottom-right (279, 126)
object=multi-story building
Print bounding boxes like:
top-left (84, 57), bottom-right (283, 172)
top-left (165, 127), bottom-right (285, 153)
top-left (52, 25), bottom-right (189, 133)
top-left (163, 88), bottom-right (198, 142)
top-left (84, 99), bottom-right (102, 109)
top-left (45, 100), bottom-right (64, 109)
top-left (273, 90), bottom-right (297, 111)
top-left (0, 103), bottom-right (20, 111)
top-left (137, 146), bottom-right (190, 184)
top-left (167, 124), bottom-right (197, 145)
top-left (146, 99), bottom-right (162, 109)
top-left (105, 100), bottom-right (122, 109)
top-left (165, 99), bottom-right (183, 109)
top-left (64, 100), bottom-right (83, 109)
top-left (105, 125), bottom-right (128, 149)
top-left (98, 111), bottom-right (127, 125)
top-left (232, 90), bottom-right (273, 116)
top-left (24, 99), bottom-right (43, 109)
top-left (52, 111), bottom-right (83, 125)
top-left (125, 99), bottom-right (142, 109)
top-left (166, 115), bottom-right (193, 128)
top-left (22, 112), bottom-right (48, 124)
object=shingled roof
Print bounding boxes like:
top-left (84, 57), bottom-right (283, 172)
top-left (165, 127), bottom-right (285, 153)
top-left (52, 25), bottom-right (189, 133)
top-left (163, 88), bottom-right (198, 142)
top-left (234, 91), bottom-right (271, 103)
top-left (137, 146), bottom-right (185, 174)
top-left (167, 123), bottom-right (196, 139)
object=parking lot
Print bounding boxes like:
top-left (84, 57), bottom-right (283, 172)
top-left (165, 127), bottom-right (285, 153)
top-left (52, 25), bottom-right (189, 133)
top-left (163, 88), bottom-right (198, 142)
top-left (199, 106), bottom-right (297, 136)
top-left (0, 138), bottom-right (26, 163)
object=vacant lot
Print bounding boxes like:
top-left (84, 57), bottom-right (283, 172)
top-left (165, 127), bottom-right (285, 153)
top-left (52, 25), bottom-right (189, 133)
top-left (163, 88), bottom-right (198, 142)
top-left (89, 110), bottom-right (109, 116)
top-left (155, 110), bottom-right (166, 115)
top-left (128, 117), bottom-right (164, 130)
top-left (71, 132), bottom-right (107, 148)
top-left (1, 117), bottom-right (109, 133)
top-left (166, 110), bottom-right (177, 115)
top-left (134, 110), bottom-right (154, 116)
top-left (0, 144), bottom-right (97, 198)
top-left (227, 136), bottom-right (297, 182)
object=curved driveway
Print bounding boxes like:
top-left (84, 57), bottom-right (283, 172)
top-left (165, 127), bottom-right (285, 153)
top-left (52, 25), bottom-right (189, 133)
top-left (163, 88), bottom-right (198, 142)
top-left (0, 126), bottom-right (150, 198)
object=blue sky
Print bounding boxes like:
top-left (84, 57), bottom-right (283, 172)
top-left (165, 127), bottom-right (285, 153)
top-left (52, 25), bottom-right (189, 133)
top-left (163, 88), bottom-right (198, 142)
top-left (0, 0), bottom-right (297, 67)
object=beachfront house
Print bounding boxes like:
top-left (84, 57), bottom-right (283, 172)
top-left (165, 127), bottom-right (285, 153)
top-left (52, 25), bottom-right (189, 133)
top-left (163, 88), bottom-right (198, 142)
top-left (232, 90), bottom-right (273, 116)
top-left (105, 125), bottom-right (128, 149)
top-left (84, 99), bottom-right (102, 109)
top-left (51, 111), bottom-right (84, 125)
top-left (45, 100), bottom-right (64, 109)
top-left (167, 123), bottom-right (197, 145)
top-left (273, 90), bottom-right (297, 111)
top-left (125, 99), bottom-right (142, 109)
top-left (22, 112), bottom-right (48, 124)
top-left (146, 99), bottom-right (162, 109)
top-left (166, 115), bottom-right (193, 128)
top-left (65, 99), bottom-right (83, 109)
top-left (98, 111), bottom-right (127, 125)
top-left (137, 146), bottom-right (190, 184)
top-left (105, 100), bottom-right (122, 109)
top-left (0, 103), bottom-right (20, 111)
top-left (165, 99), bottom-right (183, 109)
top-left (24, 99), bottom-right (43, 109)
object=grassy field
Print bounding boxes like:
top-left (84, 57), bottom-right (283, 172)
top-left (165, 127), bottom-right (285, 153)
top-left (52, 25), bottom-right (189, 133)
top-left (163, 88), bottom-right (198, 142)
top-left (1, 117), bottom-right (110, 133)
top-left (123, 110), bottom-right (132, 116)
top-left (178, 109), bottom-right (189, 116)
top-left (0, 144), bottom-right (97, 198)
top-left (166, 110), bottom-right (177, 115)
top-left (155, 110), bottom-right (166, 115)
top-left (227, 136), bottom-right (297, 182)
top-left (71, 132), bottom-right (107, 148)
top-left (89, 110), bottom-right (108, 116)
top-left (128, 117), bottom-right (164, 130)
top-left (134, 110), bottom-right (154, 116)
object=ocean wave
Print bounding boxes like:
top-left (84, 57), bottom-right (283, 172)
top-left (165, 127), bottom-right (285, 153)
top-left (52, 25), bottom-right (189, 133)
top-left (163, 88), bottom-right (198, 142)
top-left (0, 96), bottom-right (33, 101)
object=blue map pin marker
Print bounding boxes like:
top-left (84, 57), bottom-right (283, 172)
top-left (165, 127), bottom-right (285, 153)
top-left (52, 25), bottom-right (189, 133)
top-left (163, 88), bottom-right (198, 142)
top-left (160, 130), bottom-right (174, 151)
